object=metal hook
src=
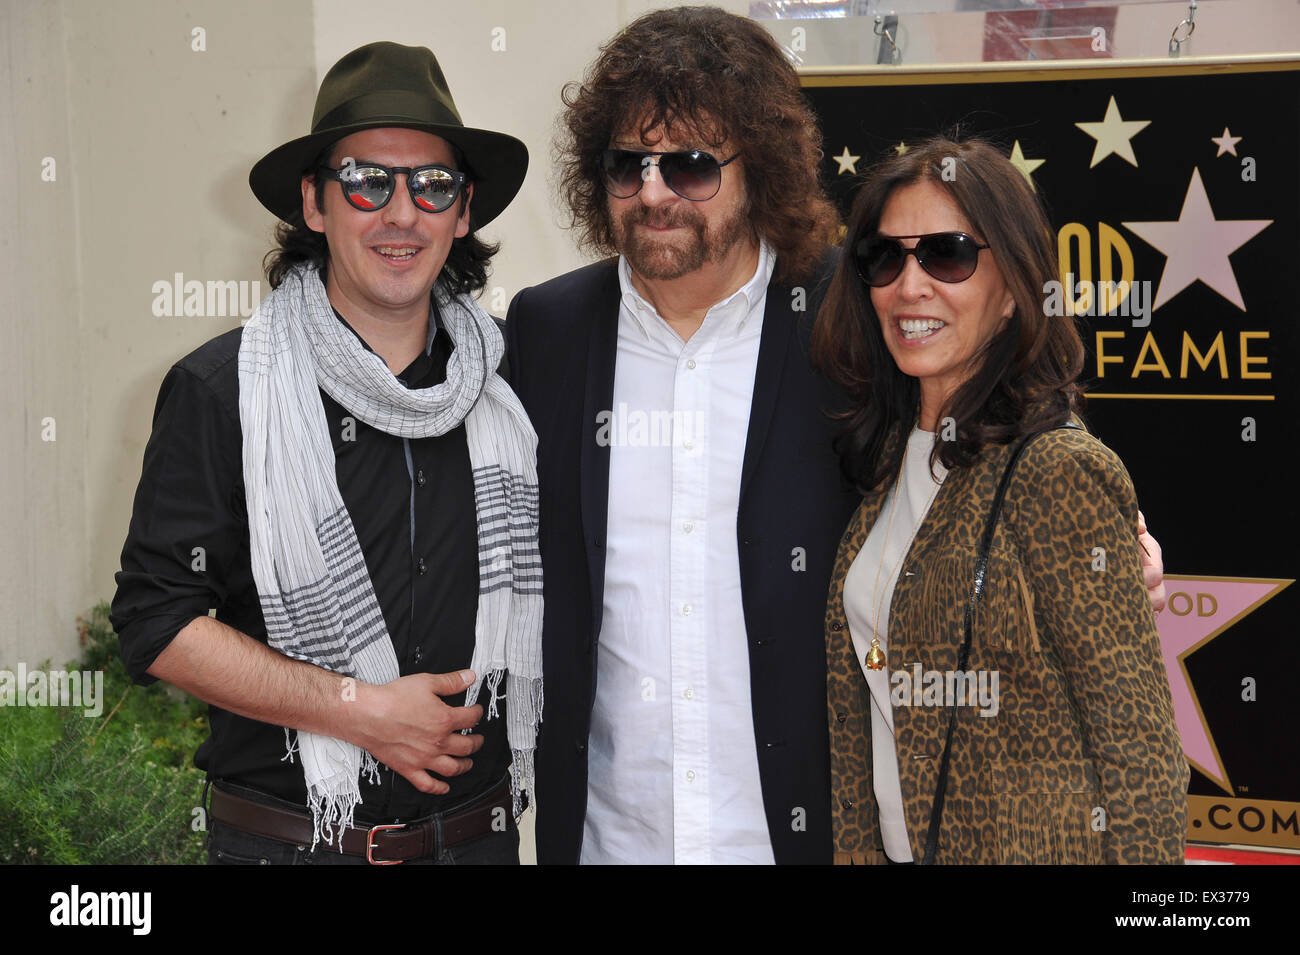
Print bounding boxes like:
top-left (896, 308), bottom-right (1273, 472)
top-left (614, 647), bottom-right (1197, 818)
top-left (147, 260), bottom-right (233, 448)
top-left (874, 15), bottom-right (901, 65)
top-left (1169, 0), bottom-right (1197, 57)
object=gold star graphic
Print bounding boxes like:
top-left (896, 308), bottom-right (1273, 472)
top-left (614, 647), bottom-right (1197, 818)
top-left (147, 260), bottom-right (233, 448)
top-left (893, 141), bottom-right (909, 156)
top-left (832, 146), bottom-right (860, 175)
top-left (1008, 141), bottom-right (1045, 191)
top-left (1075, 95), bottom-right (1151, 168)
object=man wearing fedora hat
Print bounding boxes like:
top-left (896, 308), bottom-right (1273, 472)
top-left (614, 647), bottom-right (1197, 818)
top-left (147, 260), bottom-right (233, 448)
top-left (111, 42), bottom-right (542, 865)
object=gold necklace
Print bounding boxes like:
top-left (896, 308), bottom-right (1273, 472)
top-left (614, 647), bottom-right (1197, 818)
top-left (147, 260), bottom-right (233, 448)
top-left (863, 431), bottom-right (947, 671)
top-left (864, 440), bottom-right (910, 671)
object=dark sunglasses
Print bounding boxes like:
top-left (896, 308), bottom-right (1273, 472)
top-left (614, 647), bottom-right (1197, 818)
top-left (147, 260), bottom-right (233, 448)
top-left (319, 161), bottom-right (468, 213)
top-left (853, 231), bottom-right (991, 287)
top-left (598, 149), bottom-right (739, 201)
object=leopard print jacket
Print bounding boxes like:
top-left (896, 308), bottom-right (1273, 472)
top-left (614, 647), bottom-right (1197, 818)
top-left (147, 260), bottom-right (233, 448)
top-left (825, 427), bottom-right (1189, 864)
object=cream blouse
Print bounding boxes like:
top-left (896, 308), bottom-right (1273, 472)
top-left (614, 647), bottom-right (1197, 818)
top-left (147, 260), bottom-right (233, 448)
top-left (844, 427), bottom-right (947, 862)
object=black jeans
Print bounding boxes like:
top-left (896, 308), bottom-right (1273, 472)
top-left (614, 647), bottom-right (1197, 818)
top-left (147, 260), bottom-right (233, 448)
top-left (205, 779), bottom-right (521, 866)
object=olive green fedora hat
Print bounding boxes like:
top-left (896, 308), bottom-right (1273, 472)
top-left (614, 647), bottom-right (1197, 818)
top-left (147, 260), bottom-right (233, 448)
top-left (249, 41), bottom-right (527, 228)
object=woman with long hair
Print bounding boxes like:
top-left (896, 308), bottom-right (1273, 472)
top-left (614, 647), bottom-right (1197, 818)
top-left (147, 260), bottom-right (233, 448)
top-left (813, 136), bottom-right (1187, 864)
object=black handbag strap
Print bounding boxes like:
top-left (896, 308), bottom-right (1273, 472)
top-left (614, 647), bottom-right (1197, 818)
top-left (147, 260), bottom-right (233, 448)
top-left (920, 422), bottom-right (1080, 864)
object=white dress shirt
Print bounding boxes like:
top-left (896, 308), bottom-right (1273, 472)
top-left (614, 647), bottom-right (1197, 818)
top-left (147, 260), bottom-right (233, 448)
top-left (580, 241), bottom-right (777, 865)
top-left (843, 426), bottom-right (947, 862)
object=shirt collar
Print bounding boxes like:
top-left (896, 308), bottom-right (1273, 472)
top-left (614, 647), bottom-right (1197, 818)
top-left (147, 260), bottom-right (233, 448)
top-left (331, 304), bottom-right (442, 385)
top-left (331, 306), bottom-right (439, 353)
top-left (616, 239), bottom-right (776, 342)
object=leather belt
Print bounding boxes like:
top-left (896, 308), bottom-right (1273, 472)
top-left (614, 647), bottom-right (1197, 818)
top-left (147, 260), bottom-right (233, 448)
top-left (209, 776), bottom-right (514, 864)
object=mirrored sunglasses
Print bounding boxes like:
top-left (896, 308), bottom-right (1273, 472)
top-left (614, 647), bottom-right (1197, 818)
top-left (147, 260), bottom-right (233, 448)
top-left (320, 162), bottom-right (468, 213)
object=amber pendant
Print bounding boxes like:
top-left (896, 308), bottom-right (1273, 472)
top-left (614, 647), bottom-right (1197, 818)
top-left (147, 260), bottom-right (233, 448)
top-left (865, 640), bottom-right (886, 671)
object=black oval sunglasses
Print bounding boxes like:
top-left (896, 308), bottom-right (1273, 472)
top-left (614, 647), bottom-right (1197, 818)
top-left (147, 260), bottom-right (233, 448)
top-left (598, 149), bottom-right (738, 201)
top-left (853, 231), bottom-right (990, 287)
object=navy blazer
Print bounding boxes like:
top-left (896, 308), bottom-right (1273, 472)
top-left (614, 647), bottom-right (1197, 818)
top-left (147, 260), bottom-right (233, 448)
top-left (505, 254), bottom-right (860, 864)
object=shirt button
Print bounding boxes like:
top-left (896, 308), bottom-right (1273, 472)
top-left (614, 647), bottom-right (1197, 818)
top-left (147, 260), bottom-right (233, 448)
top-left (686, 359), bottom-right (697, 370)
top-left (682, 603), bottom-right (693, 616)
top-left (417, 557), bottom-right (427, 575)
top-left (683, 439), bottom-right (695, 450)
top-left (686, 770), bottom-right (696, 782)
top-left (416, 469), bottom-right (426, 487)
top-left (682, 521), bottom-right (694, 534)
top-left (684, 688), bottom-right (695, 700)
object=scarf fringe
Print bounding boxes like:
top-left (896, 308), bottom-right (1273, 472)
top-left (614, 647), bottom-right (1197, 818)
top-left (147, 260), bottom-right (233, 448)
top-left (485, 667), bottom-right (505, 719)
top-left (361, 750), bottom-right (381, 787)
top-left (510, 751), bottom-right (534, 818)
top-left (308, 783), bottom-right (362, 852)
top-left (506, 674), bottom-right (544, 816)
top-left (281, 727), bottom-right (298, 764)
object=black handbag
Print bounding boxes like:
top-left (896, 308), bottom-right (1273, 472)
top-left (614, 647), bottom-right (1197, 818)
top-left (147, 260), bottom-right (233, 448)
top-left (920, 422), bottom-right (1081, 865)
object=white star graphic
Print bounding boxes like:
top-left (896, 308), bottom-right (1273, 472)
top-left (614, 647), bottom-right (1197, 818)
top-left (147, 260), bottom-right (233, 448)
top-left (1123, 168), bottom-right (1271, 311)
top-left (833, 146), bottom-right (860, 175)
top-left (1210, 127), bottom-right (1243, 157)
top-left (1075, 95), bottom-right (1151, 168)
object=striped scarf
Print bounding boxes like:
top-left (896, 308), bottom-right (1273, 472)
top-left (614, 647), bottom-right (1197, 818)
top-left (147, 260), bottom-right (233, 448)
top-left (237, 264), bottom-right (542, 847)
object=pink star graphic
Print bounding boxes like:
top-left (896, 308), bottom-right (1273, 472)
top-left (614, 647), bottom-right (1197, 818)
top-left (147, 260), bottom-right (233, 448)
top-left (1211, 127), bottom-right (1243, 157)
top-left (1157, 576), bottom-right (1292, 793)
top-left (1124, 168), bottom-right (1271, 311)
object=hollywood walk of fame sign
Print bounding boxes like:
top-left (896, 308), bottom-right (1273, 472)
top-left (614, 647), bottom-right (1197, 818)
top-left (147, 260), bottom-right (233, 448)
top-left (802, 57), bottom-right (1300, 848)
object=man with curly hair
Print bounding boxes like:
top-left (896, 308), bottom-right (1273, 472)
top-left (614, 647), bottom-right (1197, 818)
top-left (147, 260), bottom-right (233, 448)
top-left (510, 5), bottom-right (1169, 867)
top-left (506, 7), bottom-right (852, 865)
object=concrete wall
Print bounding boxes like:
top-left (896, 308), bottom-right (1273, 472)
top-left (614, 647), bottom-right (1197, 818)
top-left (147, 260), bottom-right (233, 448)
top-left (1, 0), bottom-right (88, 671)
top-left (2, 0), bottom-right (317, 672)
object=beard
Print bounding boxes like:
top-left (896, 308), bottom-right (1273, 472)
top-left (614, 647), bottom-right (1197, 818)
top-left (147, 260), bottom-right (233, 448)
top-left (613, 199), bottom-right (753, 281)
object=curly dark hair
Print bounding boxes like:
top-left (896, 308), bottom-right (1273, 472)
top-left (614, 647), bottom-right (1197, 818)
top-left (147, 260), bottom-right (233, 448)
top-left (557, 6), bottom-right (840, 286)
top-left (812, 135), bottom-right (1086, 494)
top-left (262, 138), bottom-right (498, 295)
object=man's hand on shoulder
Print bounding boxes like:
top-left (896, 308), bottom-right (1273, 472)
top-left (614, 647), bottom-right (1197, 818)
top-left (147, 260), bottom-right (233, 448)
top-left (1137, 509), bottom-right (1166, 614)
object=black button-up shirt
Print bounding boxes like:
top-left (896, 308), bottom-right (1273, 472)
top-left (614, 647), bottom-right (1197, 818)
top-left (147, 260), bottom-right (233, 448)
top-left (110, 310), bottom-right (507, 822)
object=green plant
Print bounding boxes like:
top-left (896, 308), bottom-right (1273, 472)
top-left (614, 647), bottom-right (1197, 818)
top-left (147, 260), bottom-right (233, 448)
top-left (0, 603), bottom-right (209, 864)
